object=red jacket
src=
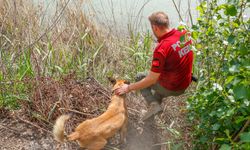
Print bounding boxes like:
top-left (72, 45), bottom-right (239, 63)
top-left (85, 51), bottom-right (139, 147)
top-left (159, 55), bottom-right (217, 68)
top-left (150, 29), bottom-right (193, 91)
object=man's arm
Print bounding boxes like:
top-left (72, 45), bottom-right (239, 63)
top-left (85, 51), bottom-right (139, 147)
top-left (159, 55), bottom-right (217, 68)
top-left (115, 71), bottom-right (160, 95)
top-left (129, 71), bottom-right (160, 91)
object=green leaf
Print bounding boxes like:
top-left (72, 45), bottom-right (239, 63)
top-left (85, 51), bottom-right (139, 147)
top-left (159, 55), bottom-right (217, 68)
top-left (235, 116), bottom-right (247, 124)
top-left (239, 45), bottom-right (248, 55)
top-left (192, 25), bottom-right (198, 30)
top-left (219, 144), bottom-right (231, 150)
top-left (197, 6), bottom-right (204, 14)
top-left (93, 43), bottom-right (103, 60)
top-left (227, 35), bottom-right (235, 44)
top-left (233, 85), bottom-right (249, 99)
top-left (225, 129), bottom-right (231, 138)
top-left (225, 5), bottom-right (237, 16)
top-left (192, 31), bottom-right (198, 40)
top-left (226, 108), bottom-right (235, 117)
top-left (231, 22), bottom-right (239, 28)
top-left (212, 123), bottom-right (221, 130)
top-left (206, 27), bottom-right (214, 35)
top-left (200, 136), bottom-right (208, 143)
top-left (217, 4), bottom-right (226, 11)
top-left (225, 76), bottom-right (234, 85)
top-left (244, 99), bottom-right (249, 106)
top-left (180, 35), bottom-right (185, 43)
top-left (55, 65), bottom-right (64, 73)
top-left (240, 132), bottom-right (250, 143)
top-left (229, 65), bottom-right (239, 73)
top-left (177, 25), bottom-right (185, 31)
top-left (232, 76), bottom-right (242, 85)
top-left (123, 45), bottom-right (136, 53)
top-left (215, 137), bottom-right (226, 141)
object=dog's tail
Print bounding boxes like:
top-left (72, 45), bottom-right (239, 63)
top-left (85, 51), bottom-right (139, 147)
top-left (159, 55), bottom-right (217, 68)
top-left (53, 114), bottom-right (71, 143)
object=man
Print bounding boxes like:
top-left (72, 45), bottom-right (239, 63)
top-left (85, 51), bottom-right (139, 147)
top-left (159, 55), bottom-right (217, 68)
top-left (115, 11), bottom-right (194, 120)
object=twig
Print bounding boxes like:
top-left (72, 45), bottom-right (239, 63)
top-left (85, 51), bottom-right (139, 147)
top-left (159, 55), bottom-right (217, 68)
top-left (26, 0), bottom-right (71, 49)
top-left (18, 117), bottom-right (53, 135)
top-left (233, 118), bottom-right (250, 142)
top-left (171, 0), bottom-right (183, 22)
top-left (133, 0), bottom-right (152, 32)
top-left (11, 0), bottom-right (71, 62)
top-left (92, 77), bottom-right (110, 92)
top-left (59, 108), bottom-right (94, 116)
top-left (127, 107), bottom-right (141, 114)
top-left (108, 0), bottom-right (117, 35)
top-left (48, 101), bottom-right (60, 121)
top-left (152, 141), bottom-right (172, 146)
top-left (188, 0), bottom-right (194, 26)
top-left (98, 90), bottom-right (111, 99)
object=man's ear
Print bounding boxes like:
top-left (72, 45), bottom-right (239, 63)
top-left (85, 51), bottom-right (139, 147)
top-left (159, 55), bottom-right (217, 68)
top-left (108, 77), bottom-right (116, 85)
top-left (124, 80), bottom-right (130, 85)
top-left (152, 24), bottom-right (157, 31)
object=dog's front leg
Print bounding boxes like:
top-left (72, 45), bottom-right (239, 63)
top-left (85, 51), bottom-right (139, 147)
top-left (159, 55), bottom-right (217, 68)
top-left (120, 118), bottom-right (128, 144)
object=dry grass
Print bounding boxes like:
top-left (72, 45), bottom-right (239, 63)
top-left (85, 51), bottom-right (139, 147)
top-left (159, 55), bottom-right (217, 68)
top-left (0, 0), bottom-right (101, 76)
top-left (0, 0), bottom-right (153, 109)
top-left (0, 0), bottom-right (152, 81)
top-left (18, 73), bottom-right (111, 131)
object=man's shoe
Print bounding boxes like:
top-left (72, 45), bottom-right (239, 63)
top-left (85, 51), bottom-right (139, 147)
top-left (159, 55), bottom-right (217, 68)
top-left (142, 102), bottom-right (163, 121)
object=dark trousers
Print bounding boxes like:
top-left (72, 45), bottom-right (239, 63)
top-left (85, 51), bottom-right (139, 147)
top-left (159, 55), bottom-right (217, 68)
top-left (136, 72), bottom-right (185, 104)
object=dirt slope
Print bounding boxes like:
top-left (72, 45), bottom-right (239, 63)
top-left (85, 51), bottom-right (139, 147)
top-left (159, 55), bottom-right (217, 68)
top-left (0, 77), bottom-right (194, 150)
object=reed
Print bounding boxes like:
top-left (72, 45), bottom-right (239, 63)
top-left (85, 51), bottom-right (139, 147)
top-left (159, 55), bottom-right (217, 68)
top-left (0, 0), bottom-right (153, 108)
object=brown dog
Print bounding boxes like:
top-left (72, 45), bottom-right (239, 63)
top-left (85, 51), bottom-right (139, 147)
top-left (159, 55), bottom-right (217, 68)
top-left (53, 79), bottom-right (128, 150)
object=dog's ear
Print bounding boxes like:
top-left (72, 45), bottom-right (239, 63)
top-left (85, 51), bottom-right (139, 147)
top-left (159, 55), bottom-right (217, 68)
top-left (124, 80), bottom-right (130, 85)
top-left (108, 77), bottom-right (116, 85)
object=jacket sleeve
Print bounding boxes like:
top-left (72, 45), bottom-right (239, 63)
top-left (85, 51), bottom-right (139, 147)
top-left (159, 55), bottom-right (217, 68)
top-left (150, 51), bottom-right (165, 73)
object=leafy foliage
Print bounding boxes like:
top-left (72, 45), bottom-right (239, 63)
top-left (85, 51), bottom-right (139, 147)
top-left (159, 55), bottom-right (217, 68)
top-left (187, 0), bottom-right (250, 149)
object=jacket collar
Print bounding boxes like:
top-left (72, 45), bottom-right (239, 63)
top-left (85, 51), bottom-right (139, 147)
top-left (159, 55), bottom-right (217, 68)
top-left (157, 29), bottom-right (176, 43)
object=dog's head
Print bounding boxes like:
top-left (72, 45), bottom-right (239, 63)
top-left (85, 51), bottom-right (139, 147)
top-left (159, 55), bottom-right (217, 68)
top-left (108, 77), bottom-right (130, 91)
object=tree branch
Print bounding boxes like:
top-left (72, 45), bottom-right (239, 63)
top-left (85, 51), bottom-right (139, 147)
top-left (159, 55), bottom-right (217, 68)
top-left (233, 118), bottom-right (250, 142)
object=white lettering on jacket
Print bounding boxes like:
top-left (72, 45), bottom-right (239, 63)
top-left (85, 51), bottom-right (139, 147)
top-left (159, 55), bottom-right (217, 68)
top-left (178, 45), bottom-right (190, 58)
top-left (171, 41), bottom-right (191, 58)
top-left (171, 41), bottom-right (180, 51)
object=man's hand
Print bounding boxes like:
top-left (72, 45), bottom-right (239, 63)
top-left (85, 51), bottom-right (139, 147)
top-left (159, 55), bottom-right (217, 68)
top-left (115, 84), bottom-right (130, 95)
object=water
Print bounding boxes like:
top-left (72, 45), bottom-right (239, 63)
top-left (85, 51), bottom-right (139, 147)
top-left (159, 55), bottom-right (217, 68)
top-left (33, 0), bottom-right (250, 34)
top-left (83, 0), bottom-right (199, 33)
top-left (34, 0), bottom-right (199, 34)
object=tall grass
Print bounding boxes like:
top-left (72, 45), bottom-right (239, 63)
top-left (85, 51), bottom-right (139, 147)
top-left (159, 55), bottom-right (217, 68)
top-left (0, 0), bottom-right (153, 108)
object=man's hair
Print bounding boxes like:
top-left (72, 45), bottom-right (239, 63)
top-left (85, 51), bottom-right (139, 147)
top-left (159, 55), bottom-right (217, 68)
top-left (148, 11), bottom-right (169, 29)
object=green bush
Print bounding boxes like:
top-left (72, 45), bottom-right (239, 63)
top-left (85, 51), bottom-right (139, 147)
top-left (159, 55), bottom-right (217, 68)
top-left (187, 0), bottom-right (250, 149)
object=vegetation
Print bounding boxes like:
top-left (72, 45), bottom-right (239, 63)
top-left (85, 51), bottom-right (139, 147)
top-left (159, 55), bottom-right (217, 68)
top-left (0, 0), bottom-right (249, 149)
top-left (187, 0), bottom-right (250, 149)
top-left (0, 0), bottom-right (152, 109)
